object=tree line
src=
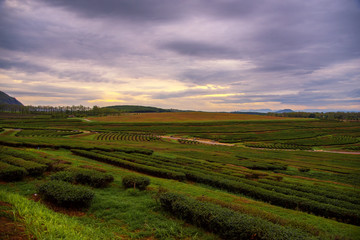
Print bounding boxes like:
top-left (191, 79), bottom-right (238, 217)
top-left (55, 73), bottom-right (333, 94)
top-left (0, 104), bottom-right (117, 117)
top-left (267, 111), bottom-right (360, 120)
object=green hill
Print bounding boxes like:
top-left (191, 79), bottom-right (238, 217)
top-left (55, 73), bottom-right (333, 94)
top-left (0, 91), bottom-right (23, 105)
top-left (103, 105), bottom-right (171, 113)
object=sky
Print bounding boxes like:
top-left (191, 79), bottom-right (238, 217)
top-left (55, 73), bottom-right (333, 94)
top-left (0, 0), bottom-right (359, 112)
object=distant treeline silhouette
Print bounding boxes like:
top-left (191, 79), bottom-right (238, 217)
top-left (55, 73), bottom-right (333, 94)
top-left (267, 111), bottom-right (360, 120)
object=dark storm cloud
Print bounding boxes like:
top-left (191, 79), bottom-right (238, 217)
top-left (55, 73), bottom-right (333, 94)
top-left (38, 0), bottom-right (190, 22)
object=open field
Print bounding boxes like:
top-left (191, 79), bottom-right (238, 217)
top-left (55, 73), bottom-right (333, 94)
top-left (0, 113), bottom-right (360, 239)
top-left (87, 112), bottom-right (298, 122)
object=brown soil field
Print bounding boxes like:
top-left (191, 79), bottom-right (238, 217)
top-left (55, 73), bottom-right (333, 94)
top-left (88, 112), bottom-right (290, 123)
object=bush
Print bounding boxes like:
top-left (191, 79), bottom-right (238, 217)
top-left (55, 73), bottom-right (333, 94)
top-left (159, 192), bottom-right (312, 240)
top-left (50, 171), bottom-right (75, 182)
top-left (122, 175), bottom-right (150, 190)
top-left (0, 147), bottom-right (54, 168)
top-left (70, 168), bottom-right (114, 188)
top-left (0, 154), bottom-right (47, 176)
top-left (51, 163), bottom-right (71, 172)
top-left (299, 167), bottom-right (310, 172)
top-left (37, 180), bottom-right (94, 208)
top-left (0, 161), bottom-right (28, 181)
top-left (50, 169), bottom-right (114, 188)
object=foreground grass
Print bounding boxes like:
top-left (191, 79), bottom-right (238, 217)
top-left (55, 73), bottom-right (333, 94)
top-left (0, 190), bottom-right (116, 240)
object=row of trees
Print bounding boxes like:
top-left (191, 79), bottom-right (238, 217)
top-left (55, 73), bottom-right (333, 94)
top-left (0, 104), bottom-right (118, 117)
top-left (267, 111), bottom-right (360, 120)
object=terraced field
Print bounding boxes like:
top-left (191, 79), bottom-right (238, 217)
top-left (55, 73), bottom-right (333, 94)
top-left (0, 113), bottom-right (359, 240)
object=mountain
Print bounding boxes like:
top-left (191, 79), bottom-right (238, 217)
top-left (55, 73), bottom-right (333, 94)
top-left (0, 91), bottom-right (23, 105)
top-left (103, 105), bottom-right (172, 113)
top-left (275, 109), bottom-right (294, 113)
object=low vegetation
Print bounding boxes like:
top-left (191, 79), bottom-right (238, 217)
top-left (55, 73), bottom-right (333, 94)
top-left (37, 180), bottom-right (95, 208)
top-left (0, 112), bottom-right (359, 239)
top-left (122, 175), bottom-right (150, 190)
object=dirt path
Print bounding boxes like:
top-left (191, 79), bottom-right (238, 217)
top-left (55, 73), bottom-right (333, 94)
top-left (160, 136), bottom-right (235, 146)
top-left (312, 150), bottom-right (360, 155)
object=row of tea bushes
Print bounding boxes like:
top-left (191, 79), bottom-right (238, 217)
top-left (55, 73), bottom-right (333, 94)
top-left (0, 153), bottom-right (47, 176)
top-left (245, 142), bottom-right (312, 150)
top-left (71, 149), bottom-right (186, 180)
top-left (159, 192), bottom-right (314, 240)
top-left (259, 179), bottom-right (360, 205)
top-left (1, 147), bottom-right (54, 168)
top-left (37, 180), bottom-right (95, 208)
top-left (50, 168), bottom-right (114, 188)
top-left (16, 129), bottom-right (80, 138)
top-left (236, 159), bottom-right (288, 171)
top-left (96, 132), bottom-right (160, 142)
top-left (0, 138), bottom-right (154, 155)
top-left (0, 161), bottom-right (28, 181)
top-left (181, 170), bottom-right (360, 225)
top-left (89, 150), bottom-right (360, 223)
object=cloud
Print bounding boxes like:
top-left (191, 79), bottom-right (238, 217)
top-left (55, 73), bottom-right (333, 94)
top-left (39, 0), bottom-right (191, 22)
top-left (0, 0), bottom-right (359, 111)
top-left (161, 41), bottom-right (239, 59)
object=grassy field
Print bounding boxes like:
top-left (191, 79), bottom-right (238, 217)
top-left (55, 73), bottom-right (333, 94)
top-left (0, 112), bottom-right (359, 239)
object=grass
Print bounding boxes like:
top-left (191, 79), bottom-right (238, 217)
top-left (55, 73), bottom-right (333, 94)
top-left (0, 190), bottom-right (116, 240)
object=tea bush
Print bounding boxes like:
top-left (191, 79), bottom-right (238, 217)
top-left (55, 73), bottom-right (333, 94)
top-left (159, 192), bottom-right (313, 240)
top-left (0, 154), bottom-right (47, 176)
top-left (37, 180), bottom-right (94, 208)
top-left (0, 161), bottom-right (28, 181)
top-left (51, 168), bottom-right (114, 188)
top-left (122, 175), bottom-right (150, 190)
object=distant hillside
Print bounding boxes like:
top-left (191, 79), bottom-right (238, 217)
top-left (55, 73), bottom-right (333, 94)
top-left (231, 111), bottom-right (267, 115)
top-left (275, 109), bottom-right (294, 113)
top-left (103, 105), bottom-right (172, 113)
top-left (0, 91), bottom-right (23, 105)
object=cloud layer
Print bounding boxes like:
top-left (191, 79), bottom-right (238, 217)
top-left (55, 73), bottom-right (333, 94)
top-left (0, 0), bottom-right (359, 111)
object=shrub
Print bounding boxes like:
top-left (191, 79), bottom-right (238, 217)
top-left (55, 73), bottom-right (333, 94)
top-left (0, 161), bottom-right (28, 181)
top-left (50, 169), bottom-right (114, 188)
top-left (122, 175), bottom-right (150, 190)
top-left (299, 167), bottom-right (310, 172)
top-left (0, 154), bottom-right (47, 176)
top-left (70, 168), bottom-right (114, 188)
top-left (37, 180), bottom-right (94, 208)
top-left (159, 192), bottom-right (312, 240)
top-left (79, 165), bottom-right (106, 172)
top-left (0, 147), bottom-right (54, 168)
top-left (50, 171), bottom-right (75, 182)
top-left (51, 163), bottom-right (71, 172)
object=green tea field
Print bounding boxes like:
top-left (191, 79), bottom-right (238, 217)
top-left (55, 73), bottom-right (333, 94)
top-left (0, 112), bottom-right (359, 240)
